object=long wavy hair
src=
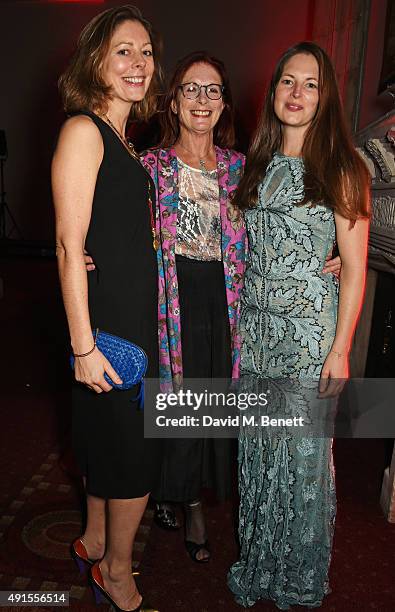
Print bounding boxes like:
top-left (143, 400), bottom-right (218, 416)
top-left (160, 51), bottom-right (235, 148)
top-left (234, 41), bottom-right (370, 220)
top-left (58, 4), bottom-right (163, 122)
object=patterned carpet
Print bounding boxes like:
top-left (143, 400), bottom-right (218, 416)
top-left (0, 399), bottom-right (153, 611)
top-left (138, 441), bottom-right (395, 612)
top-left (0, 257), bottom-right (394, 611)
top-left (0, 402), bottom-right (153, 610)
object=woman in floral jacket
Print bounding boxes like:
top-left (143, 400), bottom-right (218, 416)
top-left (141, 51), bottom-right (247, 562)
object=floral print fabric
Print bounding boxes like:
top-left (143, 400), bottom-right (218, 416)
top-left (141, 146), bottom-right (247, 387)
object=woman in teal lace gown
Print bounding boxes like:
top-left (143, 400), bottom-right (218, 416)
top-left (227, 42), bottom-right (370, 609)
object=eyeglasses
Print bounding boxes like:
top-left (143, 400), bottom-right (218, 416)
top-left (178, 82), bottom-right (224, 100)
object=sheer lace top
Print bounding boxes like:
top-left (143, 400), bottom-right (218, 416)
top-left (175, 158), bottom-right (221, 261)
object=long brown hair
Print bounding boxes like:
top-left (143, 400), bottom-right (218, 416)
top-left (58, 4), bottom-right (163, 122)
top-left (160, 51), bottom-right (235, 148)
top-left (234, 41), bottom-right (370, 220)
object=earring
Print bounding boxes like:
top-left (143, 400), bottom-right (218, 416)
top-left (170, 99), bottom-right (178, 115)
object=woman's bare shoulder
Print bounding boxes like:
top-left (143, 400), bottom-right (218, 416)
top-left (54, 114), bottom-right (103, 163)
top-left (59, 114), bottom-right (101, 143)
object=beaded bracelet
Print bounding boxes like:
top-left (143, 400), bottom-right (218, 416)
top-left (73, 341), bottom-right (96, 358)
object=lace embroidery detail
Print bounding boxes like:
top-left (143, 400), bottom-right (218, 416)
top-left (175, 158), bottom-right (221, 261)
top-left (228, 153), bottom-right (337, 609)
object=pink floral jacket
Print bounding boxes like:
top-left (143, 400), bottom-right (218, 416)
top-left (141, 146), bottom-right (247, 387)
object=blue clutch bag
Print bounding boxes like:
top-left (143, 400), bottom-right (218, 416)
top-left (70, 329), bottom-right (147, 407)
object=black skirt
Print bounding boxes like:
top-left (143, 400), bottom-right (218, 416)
top-left (153, 255), bottom-right (234, 502)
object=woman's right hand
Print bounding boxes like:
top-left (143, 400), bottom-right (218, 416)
top-left (74, 348), bottom-right (122, 393)
top-left (84, 249), bottom-right (96, 272)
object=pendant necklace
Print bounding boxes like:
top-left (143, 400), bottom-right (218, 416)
top-left (178, 142), bottom-right (215, 177)
top-left (104, 115), bottom-right (159, 251)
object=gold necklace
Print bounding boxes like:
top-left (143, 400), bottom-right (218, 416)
top-left (104, 115), bottom-right (140, 161)
top-left (103, 114), bottom-right (159, 251)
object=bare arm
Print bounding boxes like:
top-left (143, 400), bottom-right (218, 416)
top-left (53, 115), bottom-right (121, 392)
top-left (319, 211), bottom-right (369, 394)
top-left (53, 116), bottom-right (100, 352)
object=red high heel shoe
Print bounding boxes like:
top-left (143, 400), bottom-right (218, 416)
top-left (71, 538), bottom-right (97, 575)
top-left (90, 562), bottom-right (158, 612)
top-left (72, 538), bottom-right (140, 578)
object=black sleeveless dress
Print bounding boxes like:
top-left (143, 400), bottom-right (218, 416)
top-left (71, 111), bottom-right (161, 499)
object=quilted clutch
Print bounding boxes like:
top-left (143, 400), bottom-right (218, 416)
top-left (70, 329), bottom-right (147, 406)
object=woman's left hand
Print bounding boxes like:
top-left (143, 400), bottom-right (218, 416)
top-left (322, 254), bottom-right (341, 278)
top-left (318, 350), bottom-right (349, 397)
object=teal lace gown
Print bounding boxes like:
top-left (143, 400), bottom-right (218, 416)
top-left (227, 153), bottom-right (337, 609)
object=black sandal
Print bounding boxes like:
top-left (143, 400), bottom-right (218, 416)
top-left (184, 499), bottom-right (210, 563)
top-left (185, 539), bottom-right (210, 563)
top-left (154, 503), bottom-right (180, 531)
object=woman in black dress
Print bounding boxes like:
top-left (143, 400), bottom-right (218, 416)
top-left (52, 6), bottom-right (162, 611)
